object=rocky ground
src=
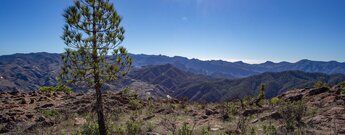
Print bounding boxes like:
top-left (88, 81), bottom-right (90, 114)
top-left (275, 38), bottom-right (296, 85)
top-left (0, 85), bottom-right (345, 135)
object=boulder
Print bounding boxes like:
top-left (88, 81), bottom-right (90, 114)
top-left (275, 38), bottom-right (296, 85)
top-left (201, 115), bottom-right (208, 119)
top-left (308, 87), bottom-right (328, 96)
top-left (242, 109), bottom-right (262, 116)
top-left (155, 109), bottom-right (165, 113)
top-left (35, 116), bottom-right (46, 122)
top-left (336, 99), bottom-right (344, 105)
top-left (205, 108), bottom-right (214, 115)
top-left (210, 124), bottom-right (224, 131)
top-left (143, 115), bottom-right (155, 121)
top-left (40, 103), bottom-right (54, 108)
top-left (74, 117), bottom-right (87, 126)
top-left (259, 111), bottom-right (282, 121)
top-left (0, 121), bottom-right (16, 133)
top-left (20, 97), bottom-right (30, 104)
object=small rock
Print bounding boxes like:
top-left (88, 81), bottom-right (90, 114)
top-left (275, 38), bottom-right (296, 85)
top-left (307, 115), bottom-right (327, 125)
top-left (251, 119), bottom-right (259, 123)
top-left (20, 97), bottom-right (29, 104)
top-left (143, 115), bottom-right (155, 121)
top-left (242, 109), bottom-right (262, 116)
top-left (26, 114), bottom-right (34, 119)
top-left (35, 116), bottom-right (46, 122)
top-left (29, 98), bottom-right (35, 104)
top-left (259, 111), bottom-right (282, 121)
top-left (336, 99), bottom-right (344, 105)
top-left (155, 109), bottom-right (165, 113)
top-left (147, 132), bottom-right (161, 135)
top-left (201, 115), bottom-right (208, 119)
top-left (74, 117), bottom-right (87, 126)
top-left (40, 103), bottom-right (54, 108)
top-left (0, 121), bottom-right (16, 133)
top-left (210, 127), bottom-right (219, 131)
top-left (325, 107), bottom-right (345, 116)
top-left (210, 125), bottom-right (224, 131)
top-left (205, 108), bottom-right (214, 115)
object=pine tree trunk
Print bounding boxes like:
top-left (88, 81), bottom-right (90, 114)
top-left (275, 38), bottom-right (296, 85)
top-left (92, 5), bottom-right (107, 134)
top-left (92, 39), bottom-right (107, 135)
top-left (95, 81), bottom-right (107, 135)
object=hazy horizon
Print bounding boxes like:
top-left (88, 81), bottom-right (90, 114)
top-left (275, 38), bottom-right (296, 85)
top-left (2, 51), bottom-right (345, 64)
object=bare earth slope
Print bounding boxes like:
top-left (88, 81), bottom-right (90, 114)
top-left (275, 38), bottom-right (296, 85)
top-left (1, 85), bottom-right (344, 134)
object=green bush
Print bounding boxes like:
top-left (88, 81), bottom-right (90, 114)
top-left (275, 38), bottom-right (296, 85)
top-left (270, 97), bottom-right (281, 106)
top-left (39, 85), bottom-right (72, 93)
top-left (178, 123), bottom-right (192, 135)
top-left (40, 109), bottom-right (59, 117)
top-left (262, 124), bottom-right (277, 135)
top-left (81, 121), bottom-right (99, 135)
top-left (243, 96), bottom-right (253, 107)
top-left (126, 119), bottom-right (143, 135)
top-left (314, 81), bottom-right (328, 89)
top-left (249, 126), bottom-right (256, 135)
top-left (223, 102), bottom-right (237, 121)
top-left (258, 84), bottom-right (266, 100)
top-left (338, 81), bottom-right (345, 88)
top-left (338, 81), bottom-right (345, 95)
top-left (129, 99), bottom-right (143, 110)
top-left (145, 122), bottom-right (155, 132)
top-left (279, 101), bottom-right (306, 132)
top-left (201, 127), bottom-right (209, 135)
top-left (108, 124), bottom-right (126, 135)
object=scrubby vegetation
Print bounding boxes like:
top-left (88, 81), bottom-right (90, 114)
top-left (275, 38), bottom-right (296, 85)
top-left (1, 84), bottom-right (345, 134)
top-left (39, 85), bottom-right (72, 93)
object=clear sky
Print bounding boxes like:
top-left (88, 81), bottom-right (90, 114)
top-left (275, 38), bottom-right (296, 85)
top-left (0, 0), bottom-right (344, 63)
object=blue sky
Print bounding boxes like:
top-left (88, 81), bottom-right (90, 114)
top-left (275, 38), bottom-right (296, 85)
top-left (0, 0), bottom-right (344, 63)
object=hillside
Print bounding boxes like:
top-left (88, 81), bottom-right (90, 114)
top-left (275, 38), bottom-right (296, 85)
top-left (133, 65), bottom-right (345, 101)
top-left (1, 85), bottom-right (344, 134)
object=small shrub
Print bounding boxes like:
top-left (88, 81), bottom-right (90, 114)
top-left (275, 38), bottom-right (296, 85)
top-left (314, 81), bottom-right (328, 89)
top-left (338, 81), bottom-right (345, 88)
top-left (178, 123), bottom-right (192, 135)
top-left (39, 86), bottom-right (55, 93)
top-left (41, 109), bottom-right (59, 117)
top-left (81, 121), bottom-right (99, 135)
top-left (108, 124), bottom-right (126, 135)
top-left (228, 102), bottom-right (238, 115)
top-left (270, 97), bottom-right (281, 106)
top-left (222, 102), bottom-right (238, 121)
top-left (243, 96), bottom-right (253, 107)
top-left (126, 119), bottom-right (143, 135)
top-left (279, 101), bottom-right (306, 132)
top-left (122, 87), bottom-right (130, 95)
top-left (248, 126), bottom-right (256, 135)
top-left (338, 82), bottom-right (345, 96)
top-left (258, 84), bottom-right (266, 100)
top-left (341, 89), bottom-right (345, 96)
top-left (307, 107), bottom-right (319, 117)
top-left (201, 127), bottom-right (209, 135)
top-left (145, 122), bottom-right (155, 132)
top-left (262, 124), bottom-right (277, 135)
top-left (39, 85), bottom-right (72, 93)
top-left (129, 99), bottom-right (143, 110)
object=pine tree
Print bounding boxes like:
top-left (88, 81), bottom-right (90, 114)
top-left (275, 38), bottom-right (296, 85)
top-left (59, 0), bottom-right (132, 134)
top-left (258, 84), bottom-right (266, 100)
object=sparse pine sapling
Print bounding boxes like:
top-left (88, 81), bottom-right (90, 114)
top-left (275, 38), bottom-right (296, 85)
top-left (258, 84), bottom-right (266, 101)
top-left (59, 0), bottom-right (132, 134)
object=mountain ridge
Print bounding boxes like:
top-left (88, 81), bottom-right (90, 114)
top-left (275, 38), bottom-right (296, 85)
top-left (1, 52), bottom-right (345, 102)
